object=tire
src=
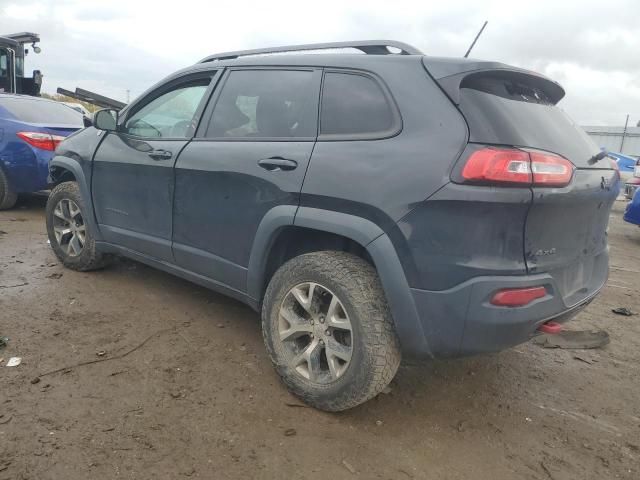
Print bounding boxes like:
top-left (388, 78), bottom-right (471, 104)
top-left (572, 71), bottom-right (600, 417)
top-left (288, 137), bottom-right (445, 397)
top-left (45, 181), bottom-right (110, 271)
top-left (0, 168), bottom-right (18, 210)
top-left (262, 251), bottom-right (401, 411)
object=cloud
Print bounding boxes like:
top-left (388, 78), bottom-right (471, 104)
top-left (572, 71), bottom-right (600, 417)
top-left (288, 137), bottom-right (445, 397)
top-left (1, 0), bottom-right (638, 125)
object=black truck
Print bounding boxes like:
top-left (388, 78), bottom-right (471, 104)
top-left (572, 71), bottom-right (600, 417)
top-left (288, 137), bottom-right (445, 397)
top-left (0, 31), bottom-right (42, 96)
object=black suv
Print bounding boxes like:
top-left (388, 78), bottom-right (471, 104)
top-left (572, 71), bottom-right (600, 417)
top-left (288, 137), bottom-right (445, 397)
top-left (45, 40), bottom-right (620, 411)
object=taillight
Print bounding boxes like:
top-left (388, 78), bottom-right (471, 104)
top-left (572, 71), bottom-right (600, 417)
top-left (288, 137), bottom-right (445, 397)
top-left (529, 151), bottom-right (574, 187)
top-left (16, 132), bottom-right (66, 151)
top-left (490, 286), bottom-right (547, 307)
top-left (461, 147), bottom-right (574, 187)
top-left (462, 148), bottom-right (531, 185)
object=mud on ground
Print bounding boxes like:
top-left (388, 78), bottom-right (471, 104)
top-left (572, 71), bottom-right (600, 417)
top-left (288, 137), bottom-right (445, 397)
top-left (1, 197), bottom-right (639, 480)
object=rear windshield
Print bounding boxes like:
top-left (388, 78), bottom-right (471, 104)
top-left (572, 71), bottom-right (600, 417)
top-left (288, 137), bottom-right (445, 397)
top-left (0, 97), bottom-right (84, 125)
top-left (459, 74), bottom-right (601, 168)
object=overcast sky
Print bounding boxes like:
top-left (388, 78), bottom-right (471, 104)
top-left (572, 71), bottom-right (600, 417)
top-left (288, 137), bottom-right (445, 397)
top-left (1, 0), bottom-right (639, 126)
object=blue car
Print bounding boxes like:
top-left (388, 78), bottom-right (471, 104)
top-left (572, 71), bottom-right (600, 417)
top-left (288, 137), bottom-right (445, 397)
top-left (608, 151), bottom-right (637, 174)
top-left (624, 187), bottom-right (640, 226)
top-left (0, 94), bottom-right (84, 209)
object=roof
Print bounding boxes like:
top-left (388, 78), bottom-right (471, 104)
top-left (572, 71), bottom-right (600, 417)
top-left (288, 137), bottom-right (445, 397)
top-left (0, 32), bottom-right (40, 44)
top-left (421, 56), bottom-right (516, 79)
top-left (185, 46), bottom-right (537, 84)
top-left (191, 52), bottom-right (422, 69)
top-left (199, 40), bottom-right (422, 62)
top-left (159, 52), bottom-right (428, 85)
top-left (0, 36), bottom-right (20, 48)
top-left (128, 40), bottom-right (564, 112)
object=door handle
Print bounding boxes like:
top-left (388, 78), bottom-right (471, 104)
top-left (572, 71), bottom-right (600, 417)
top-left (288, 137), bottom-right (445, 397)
top-left (258, 157), bottom-right (298, 171)
top-left (149, 149), bottom-right (173, 161)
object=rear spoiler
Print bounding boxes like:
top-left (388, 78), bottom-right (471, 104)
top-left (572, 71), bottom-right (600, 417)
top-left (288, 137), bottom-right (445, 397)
top-left (422, 57), bottom-right (565, 105)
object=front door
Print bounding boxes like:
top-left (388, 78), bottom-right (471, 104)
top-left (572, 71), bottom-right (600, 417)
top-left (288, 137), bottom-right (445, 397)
top-left (92, 74), bottom-right (215, 261)
top-left (172, 68), bottom-right (321, 292)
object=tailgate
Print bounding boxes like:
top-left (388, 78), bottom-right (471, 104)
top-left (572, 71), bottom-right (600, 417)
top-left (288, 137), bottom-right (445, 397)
top-left (526, 168), bottom-right (617, 306)
top-left (430, 65), bottom-right (621, 306)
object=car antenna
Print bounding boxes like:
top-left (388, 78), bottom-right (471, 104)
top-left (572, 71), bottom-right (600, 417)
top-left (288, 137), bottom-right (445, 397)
top-left (464, 20), bottom-right (488, 58)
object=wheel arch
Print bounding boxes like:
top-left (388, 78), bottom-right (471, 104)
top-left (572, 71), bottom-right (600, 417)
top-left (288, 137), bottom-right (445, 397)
top-left (247, 206), bottom-right (431, 358)
top-left (48, 164), bottom-right (77, 184)
top-left (48, 156), bottom-right (101, 241)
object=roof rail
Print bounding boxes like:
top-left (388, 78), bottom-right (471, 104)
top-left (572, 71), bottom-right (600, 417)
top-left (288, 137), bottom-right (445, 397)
top-left (199, 40), bottom-right (423, 63)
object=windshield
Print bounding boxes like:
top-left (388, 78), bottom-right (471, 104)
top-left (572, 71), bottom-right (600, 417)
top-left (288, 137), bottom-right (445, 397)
top-left (0, 97), bottom-right (84, 125)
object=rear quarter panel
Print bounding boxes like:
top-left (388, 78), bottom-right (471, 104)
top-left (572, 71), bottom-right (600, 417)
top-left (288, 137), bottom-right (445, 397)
top-left (0, 116), bottom-right (42, 192)
top-left (300, 57), bottom-right (468, 230)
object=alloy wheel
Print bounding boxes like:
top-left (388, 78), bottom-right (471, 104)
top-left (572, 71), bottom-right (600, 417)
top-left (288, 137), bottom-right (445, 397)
top-left (278, 282), bottom-right (353, 383)
top-left (52, 199), bottom-right (86, 257)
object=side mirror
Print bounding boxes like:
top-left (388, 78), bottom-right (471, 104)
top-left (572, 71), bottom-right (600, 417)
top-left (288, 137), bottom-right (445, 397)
top-left (94, 109), bottom-right (118, 132)
top-left (82, 115), bottom-right (93, 128)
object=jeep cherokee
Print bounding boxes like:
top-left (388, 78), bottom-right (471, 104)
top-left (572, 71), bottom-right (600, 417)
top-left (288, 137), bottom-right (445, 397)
top-left (45, 40), bottom-right (620, 411)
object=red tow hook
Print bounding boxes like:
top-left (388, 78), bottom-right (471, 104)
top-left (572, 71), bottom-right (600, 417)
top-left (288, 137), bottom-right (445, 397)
top-left (538, 321), bottom-right (562, 334)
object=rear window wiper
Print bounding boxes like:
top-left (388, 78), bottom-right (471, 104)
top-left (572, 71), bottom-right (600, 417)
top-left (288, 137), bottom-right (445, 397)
top-left (588, 149), bottom-right (609, 166)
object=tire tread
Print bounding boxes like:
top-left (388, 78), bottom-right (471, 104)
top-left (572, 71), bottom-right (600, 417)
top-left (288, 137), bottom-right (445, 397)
top-left (46, 181), bottom-right (110, 271)
top-left (262, 251), bottom-right (401, 411)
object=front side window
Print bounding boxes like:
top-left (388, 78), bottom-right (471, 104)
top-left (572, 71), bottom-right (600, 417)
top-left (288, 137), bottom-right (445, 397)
top-left (206, 69), bottom-right (317, 139)
top-left (320, 72), bottom-right (396, 137)
top-left (123, 79), bottom-right (211, 138)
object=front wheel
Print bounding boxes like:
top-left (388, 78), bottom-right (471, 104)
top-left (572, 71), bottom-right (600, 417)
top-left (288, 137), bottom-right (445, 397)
top-left (46, 181), bottom-right (110, 271)
top-left (262, 251), bottom-right (401, 411)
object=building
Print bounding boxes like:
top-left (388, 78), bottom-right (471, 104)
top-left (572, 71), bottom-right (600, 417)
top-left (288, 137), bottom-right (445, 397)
top-left (583, 125), bottom-right (640, 157)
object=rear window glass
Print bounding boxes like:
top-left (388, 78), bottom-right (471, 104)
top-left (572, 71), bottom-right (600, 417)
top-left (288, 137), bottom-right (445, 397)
top-left (0, 98), bottom-right (84, 125)
top-left (459, 74), bottom-right (600, 168)
top-left (320, 72), bottom-right (395, 136)
top-left (206, 69), bottom-right (317, 139)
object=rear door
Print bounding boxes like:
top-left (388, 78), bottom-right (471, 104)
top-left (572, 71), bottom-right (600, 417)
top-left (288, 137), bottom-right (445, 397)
top-left (455, 71), bottom-right (619, 305)
top-left (92, 72), bottom-right (216, 261)
top-left (172, 68), bottom-right (321, 292)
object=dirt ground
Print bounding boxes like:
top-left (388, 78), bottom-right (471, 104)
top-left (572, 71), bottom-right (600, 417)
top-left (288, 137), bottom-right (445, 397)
top-left (1, 196), bottom-right (639, 480)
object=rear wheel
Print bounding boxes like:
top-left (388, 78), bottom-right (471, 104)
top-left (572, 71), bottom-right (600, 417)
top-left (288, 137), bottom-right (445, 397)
top-left (262, 251), bottom-right (401, 411)
top-left (0, 168), bottom-right (18, 210)
top-left (46, 181), bottom-right (110, 271)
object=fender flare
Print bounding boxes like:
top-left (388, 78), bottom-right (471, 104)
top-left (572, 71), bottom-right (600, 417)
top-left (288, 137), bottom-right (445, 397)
top-left (247, 206), bottom-right (431, 358)
top-left (246, 204), bottom-right (298, 301)
top-left (49, 156), bottom-right (102, 241)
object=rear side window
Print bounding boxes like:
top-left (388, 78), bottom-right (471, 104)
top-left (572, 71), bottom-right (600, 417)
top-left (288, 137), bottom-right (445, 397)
top-left (206, 69), bottom-right (317, 139)
top-left (320, 72), bottom-right (396, 137)
top-left (0, 98), bottom-right (83, 125)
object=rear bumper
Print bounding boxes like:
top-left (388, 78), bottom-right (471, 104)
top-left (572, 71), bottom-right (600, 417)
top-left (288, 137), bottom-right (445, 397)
top-left (2, 149), bottom-right (52, 193)
top-left (408, 252), bottom-right (608, 358)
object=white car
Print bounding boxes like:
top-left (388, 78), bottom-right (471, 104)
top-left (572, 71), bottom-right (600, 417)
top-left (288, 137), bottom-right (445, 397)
top-left (63, 102), bottom-right (91, 117)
